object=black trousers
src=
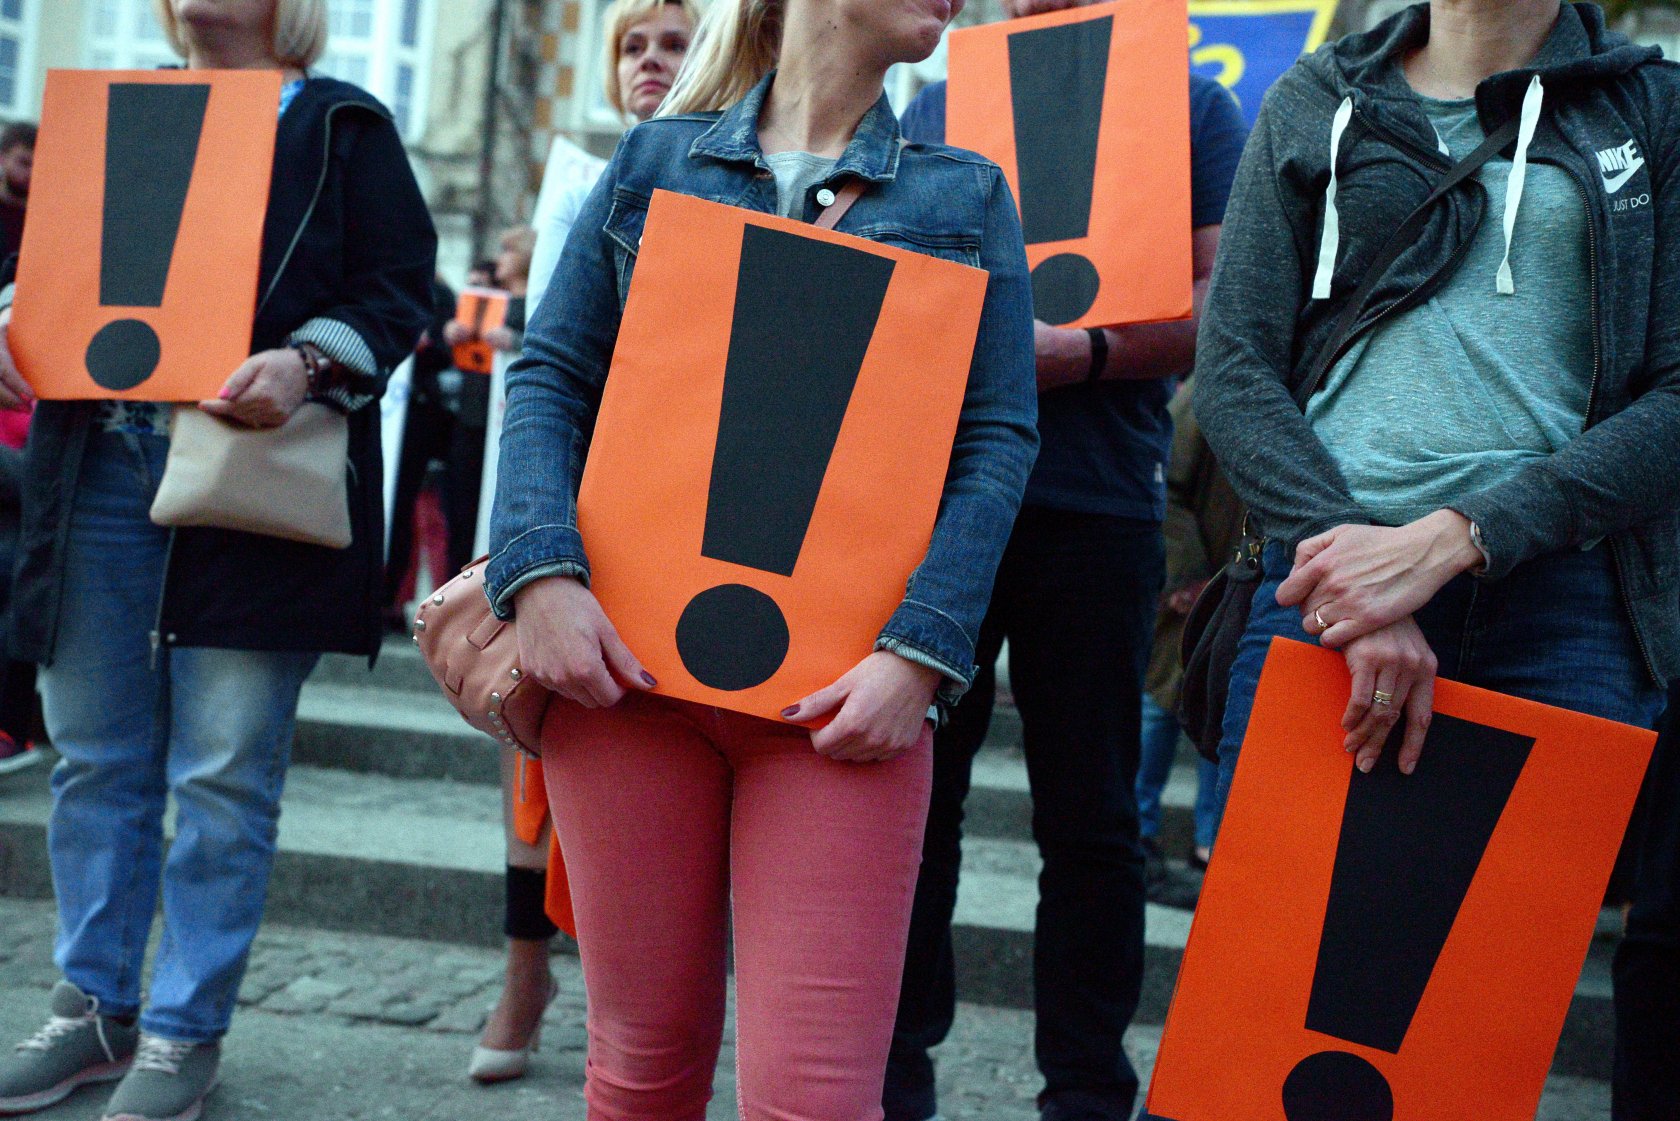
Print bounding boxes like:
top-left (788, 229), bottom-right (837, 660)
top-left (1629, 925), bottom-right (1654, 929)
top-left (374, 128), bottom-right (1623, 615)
top-left (1614, 679), bottom-right (1680, 1120)
top-left (883, 507), bottom-right (1163, 1121)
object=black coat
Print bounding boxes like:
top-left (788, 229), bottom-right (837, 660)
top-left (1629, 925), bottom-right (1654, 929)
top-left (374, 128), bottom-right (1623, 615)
top-left (7, 77), bottom-right (437, 664)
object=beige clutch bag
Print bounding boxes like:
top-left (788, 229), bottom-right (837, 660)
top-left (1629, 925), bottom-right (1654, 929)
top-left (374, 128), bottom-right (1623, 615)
top-left (413, 557), bottom-right (551, 756)
top-left (149, 403), bottom-right (353, 549)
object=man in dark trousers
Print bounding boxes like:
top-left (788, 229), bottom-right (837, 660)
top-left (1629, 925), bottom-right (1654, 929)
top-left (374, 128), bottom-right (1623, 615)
top-left (884, 5), bottom-right (1248, 1119)
top-left (0, 122), bottom-right (34, 266)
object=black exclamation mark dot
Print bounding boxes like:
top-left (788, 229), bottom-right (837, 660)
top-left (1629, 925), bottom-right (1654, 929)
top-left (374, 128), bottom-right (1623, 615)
top-left (1284, 713), bottom-right (1537, 1120)
top-left (1007, 15), bottom-right (1112, 326)
top-left (675, 224), bottom-right (896, 692)
top-left (84, 82), bottom-right (211, 392)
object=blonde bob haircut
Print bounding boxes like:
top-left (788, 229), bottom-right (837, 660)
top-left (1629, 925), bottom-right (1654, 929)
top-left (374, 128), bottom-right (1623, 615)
top-left (657, 0), bottom-right (780, 117)
top-left (152, 0), bottom-right (329, 70)
top-left (603, 0), bottom-right (705, 118)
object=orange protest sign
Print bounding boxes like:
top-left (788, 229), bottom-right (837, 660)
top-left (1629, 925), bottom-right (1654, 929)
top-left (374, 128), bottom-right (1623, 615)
top-left (576, 190), bottom-right (987, 721)
top-left (1143, 638), bottom-right (1656, 1121)
top-left (11, 69), bottom-right (281, 401)
top-left (452, 287), bottom-right (510, 375)
top-left (947, 0), bottom-right (1192, 329)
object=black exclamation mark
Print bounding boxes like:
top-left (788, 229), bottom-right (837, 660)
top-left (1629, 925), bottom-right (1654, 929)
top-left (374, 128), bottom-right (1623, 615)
top-left (84, 82), bottom-right (211, 392)
top-left (1283, 713), bottom-right (1537, 1120)
top-left (1007, 15), bottom-right (1112, 326)
top-left (674, 224), bottom-right (896, 691)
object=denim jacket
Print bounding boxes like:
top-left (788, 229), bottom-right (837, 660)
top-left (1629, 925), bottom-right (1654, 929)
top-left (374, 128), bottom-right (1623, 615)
top-left (485, 73), bottom-right (1038, 698)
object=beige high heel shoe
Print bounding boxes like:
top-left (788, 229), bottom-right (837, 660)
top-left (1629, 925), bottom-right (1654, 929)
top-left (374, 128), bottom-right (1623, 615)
top-left (467, 976), bottom-right (558, 1084)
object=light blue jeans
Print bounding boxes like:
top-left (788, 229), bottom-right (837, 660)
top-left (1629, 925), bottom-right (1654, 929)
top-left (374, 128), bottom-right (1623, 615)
top-left (1136, 696), bottom-right (1220, 853)
top-left (39, 431), bottom-right (317, 1042)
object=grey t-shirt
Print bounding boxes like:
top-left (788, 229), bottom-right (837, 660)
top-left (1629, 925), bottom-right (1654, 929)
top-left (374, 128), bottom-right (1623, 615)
top-left (764, 150), bottom-right (838, 219)
top-left (1306, 94), bottom-right (1592, 527)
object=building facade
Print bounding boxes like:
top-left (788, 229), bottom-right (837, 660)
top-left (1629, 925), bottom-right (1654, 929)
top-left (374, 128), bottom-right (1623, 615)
top-left (4, 0), bottom-right (1676, 282)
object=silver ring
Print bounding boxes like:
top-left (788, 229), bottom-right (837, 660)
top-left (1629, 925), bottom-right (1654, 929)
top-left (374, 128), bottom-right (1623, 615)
top-left (1313, 607), bottom-right (1328, 631)
top-left (1372, 690), bottom-right (1394, 707)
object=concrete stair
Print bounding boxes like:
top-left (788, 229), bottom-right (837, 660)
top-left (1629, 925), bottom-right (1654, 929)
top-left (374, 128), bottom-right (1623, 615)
top-left (0, 640), bottom-right (1623, 1086)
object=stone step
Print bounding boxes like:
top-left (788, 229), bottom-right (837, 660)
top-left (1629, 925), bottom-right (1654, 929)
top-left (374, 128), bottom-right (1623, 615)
top-left (0, 760), bottom-right (1620, 1083)
top-left (290, 680), bottom-right (1205, 854)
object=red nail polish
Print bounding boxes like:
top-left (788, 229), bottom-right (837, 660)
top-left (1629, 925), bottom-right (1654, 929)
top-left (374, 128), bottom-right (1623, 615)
top-left (218, 387), bottom-right (233, 400)
top-left (640, 671), bottom-right (657, 687)
top-left (782, 705), bottom-right (801, 719)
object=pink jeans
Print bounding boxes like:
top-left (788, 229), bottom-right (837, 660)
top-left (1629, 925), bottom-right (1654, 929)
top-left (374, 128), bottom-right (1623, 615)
top-left (540, 691), bottom-right (934, 1121)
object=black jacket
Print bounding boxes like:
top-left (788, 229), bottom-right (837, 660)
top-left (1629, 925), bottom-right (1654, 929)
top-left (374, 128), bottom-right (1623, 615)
top-left (1193, 2), bottom-right (1680, 681)
top-left (8, 77), bottom-right (437, 663)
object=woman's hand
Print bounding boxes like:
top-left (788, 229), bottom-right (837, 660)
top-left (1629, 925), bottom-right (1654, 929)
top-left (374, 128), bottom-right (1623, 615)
top-left (784, 651), bottom-right (941, 763)
top-left (443, 320), bottom-right (473, 347)
top-left (1278, 511), bottom-right (1484, 648)
top-left (512, 575), bottom-right (655, 708)
top-left (197, 348), bottom-right (310, 428)
top-left (1340, 615), bottom-right (1438, 776)
top-left (0, 309), bottom-right (36, 413)
top-left (484, 326), bottom-right (521, 354)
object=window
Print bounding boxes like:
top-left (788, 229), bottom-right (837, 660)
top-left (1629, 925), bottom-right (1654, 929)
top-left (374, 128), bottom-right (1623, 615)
top-left (0, 0), bottom-right (28, 113)
top-left (83, 0), bottom-right (176, 71)
top-left (392, 62), bottom-right (415, 136)
top-left (329, 0), bottom-right (376, 39)
top-left (0, 36), bottom-right (16, 108)
top-left (400, 0), bottom-right (422, 47)
top-left (319, 0), bottom-right (432, 141)
top-left (318, 50), bottom-right (371, 88)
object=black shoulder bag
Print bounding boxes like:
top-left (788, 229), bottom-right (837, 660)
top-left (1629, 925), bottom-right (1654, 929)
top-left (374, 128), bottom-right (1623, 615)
top-left (1177, 115), bottom-right (1522, 761)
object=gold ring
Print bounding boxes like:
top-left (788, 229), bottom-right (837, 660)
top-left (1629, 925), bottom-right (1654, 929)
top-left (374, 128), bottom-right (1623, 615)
top-left (1313, 607), bottom-right (1328, 631)
top-left (1372, 690), bottom-right (1395, 707)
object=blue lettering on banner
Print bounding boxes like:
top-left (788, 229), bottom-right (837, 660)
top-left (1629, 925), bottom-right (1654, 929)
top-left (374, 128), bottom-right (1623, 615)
top-left (1188, 1), bottom-right (1338, 127)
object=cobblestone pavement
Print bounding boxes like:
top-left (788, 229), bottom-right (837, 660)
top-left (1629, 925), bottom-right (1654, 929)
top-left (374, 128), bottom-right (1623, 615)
top-left (0, 897), bottom-right (1609, 1119)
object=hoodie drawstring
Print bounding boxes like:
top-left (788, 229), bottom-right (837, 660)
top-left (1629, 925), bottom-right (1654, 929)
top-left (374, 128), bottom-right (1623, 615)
top-left (1496, 75), bottom-right (1545, 295)
top-left (1312, 96), bottom-right (1356, 300)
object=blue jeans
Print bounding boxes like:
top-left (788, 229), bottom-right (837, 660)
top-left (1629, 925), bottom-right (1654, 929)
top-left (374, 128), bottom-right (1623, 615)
top-left (1216, 541), bottom-right (1666, 816)
top-left (39, 432), bottom-right (317, 1042)
top-left (1136, 696), bottom-right (1220, 852)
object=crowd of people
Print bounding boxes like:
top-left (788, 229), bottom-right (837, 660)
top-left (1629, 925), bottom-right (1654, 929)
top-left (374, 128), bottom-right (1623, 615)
top-left (0, 0), bottom-right (1676, 1119)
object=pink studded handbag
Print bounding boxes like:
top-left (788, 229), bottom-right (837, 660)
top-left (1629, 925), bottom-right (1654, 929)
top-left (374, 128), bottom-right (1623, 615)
top-left (413, 557), bottom-right (549, 757)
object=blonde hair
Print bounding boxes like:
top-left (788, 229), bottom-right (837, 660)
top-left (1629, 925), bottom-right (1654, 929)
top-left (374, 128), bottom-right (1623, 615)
top-left (603, 0), bottom-right (705, 118)
top-left (656, 0), bottom-right (781, 117)
top-left (153, 0), bottom-right (328, 70)
top-left (498, 226), bottom-right (538, 285)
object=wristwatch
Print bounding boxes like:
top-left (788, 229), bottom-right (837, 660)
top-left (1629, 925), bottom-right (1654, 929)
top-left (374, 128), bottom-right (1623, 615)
top-left (1468, 519), bottom-right (1492, 574)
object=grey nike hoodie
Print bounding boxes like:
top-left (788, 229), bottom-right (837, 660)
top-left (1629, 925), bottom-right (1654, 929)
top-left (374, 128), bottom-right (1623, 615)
top-left (1193, 0), bottom-right (1680, 682)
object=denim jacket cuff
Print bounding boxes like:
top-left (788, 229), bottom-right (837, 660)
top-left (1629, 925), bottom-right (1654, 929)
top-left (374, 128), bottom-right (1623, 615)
top-left (486, 524), bottom-right (591, 618)
top-left (876, 601), bottom-right (976, 704)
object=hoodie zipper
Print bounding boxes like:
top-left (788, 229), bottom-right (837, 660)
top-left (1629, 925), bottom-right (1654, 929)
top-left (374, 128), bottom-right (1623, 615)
top-left (1539, 156), bottom-right (1659, 683)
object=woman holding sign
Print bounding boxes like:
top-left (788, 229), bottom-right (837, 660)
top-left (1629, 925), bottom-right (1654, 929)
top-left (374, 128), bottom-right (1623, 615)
top-left (0, 1), bottom-right (434, 1119)
top-left (469, 0), bottom-right (701, 1088)
top-left (1194, 0), bottom-right (1678, 1101)
top-left (486, 0), bottom-right (1038, 1113)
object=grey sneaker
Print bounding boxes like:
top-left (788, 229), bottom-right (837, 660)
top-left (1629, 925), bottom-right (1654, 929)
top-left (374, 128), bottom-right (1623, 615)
top-left (100, 1035), bottom-right (219, 1121)
top-left (0, 980), bottom-right (137, 1114)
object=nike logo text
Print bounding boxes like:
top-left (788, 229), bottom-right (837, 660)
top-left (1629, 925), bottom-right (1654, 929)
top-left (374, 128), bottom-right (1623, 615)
top-left (1598, 139), bottom-right (1646, 194)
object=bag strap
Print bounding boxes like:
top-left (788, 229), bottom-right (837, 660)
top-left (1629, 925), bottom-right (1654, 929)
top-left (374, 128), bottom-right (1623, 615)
top-left (813, 179), bottom-right (869, 231)
top-left (1292, 115), bottom-right (1522, 410)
